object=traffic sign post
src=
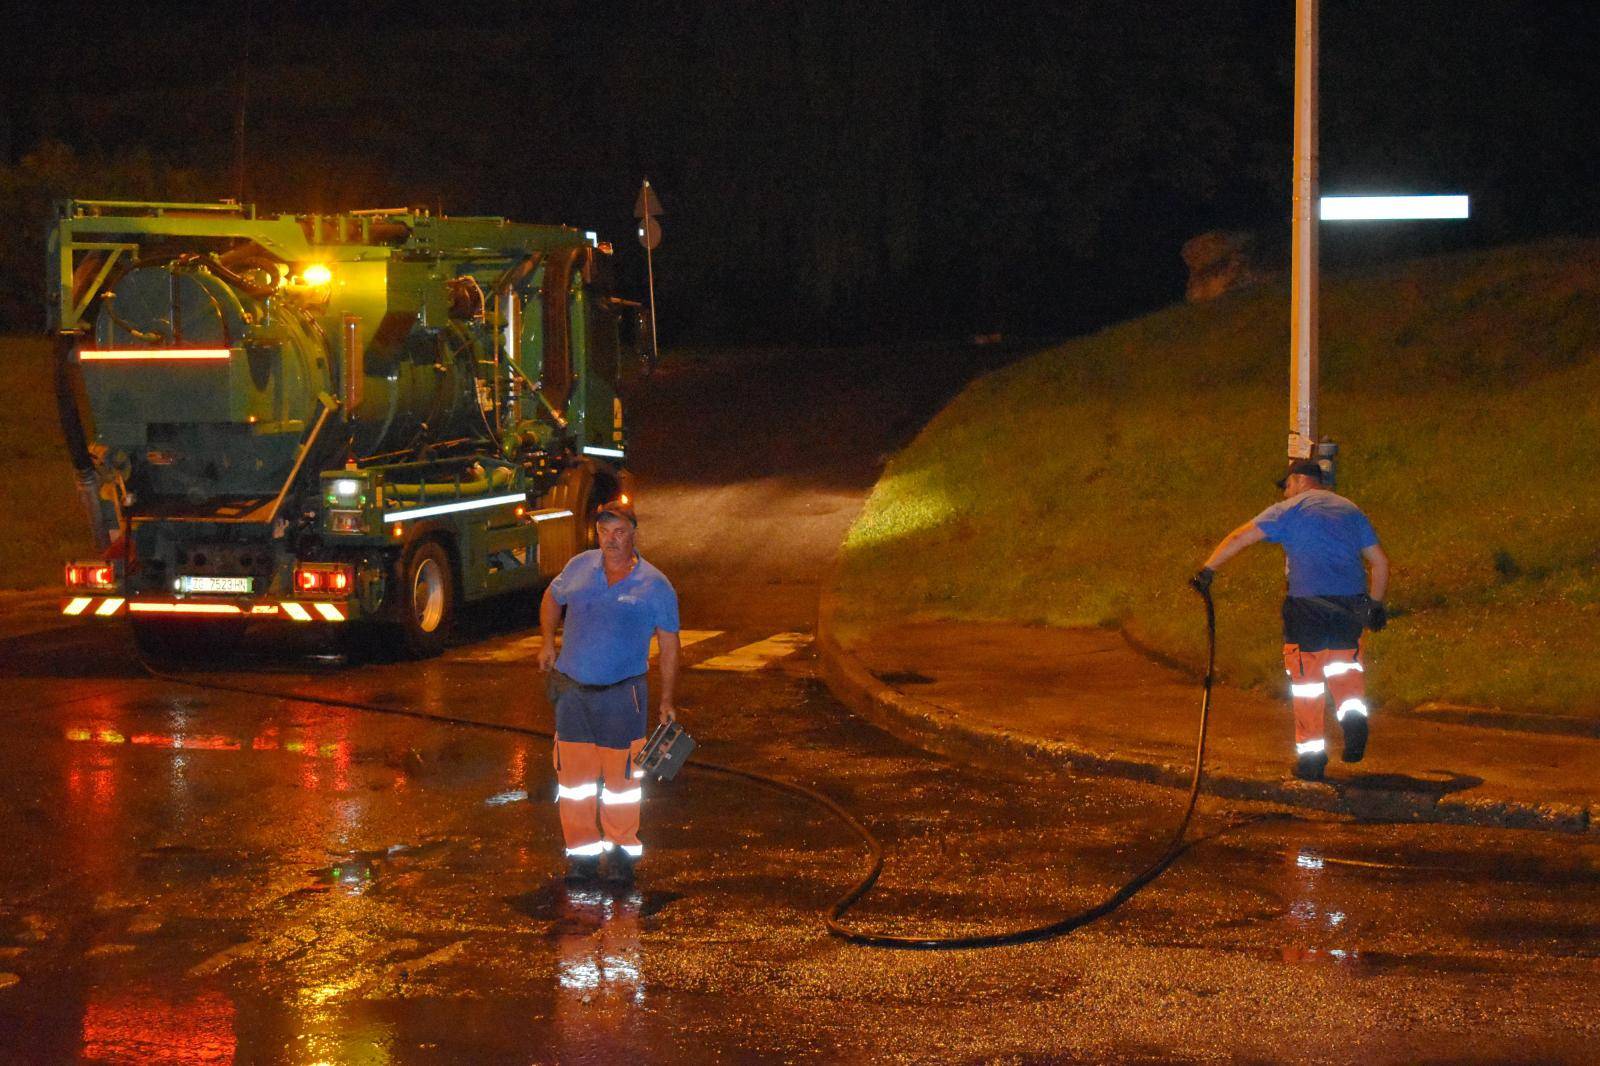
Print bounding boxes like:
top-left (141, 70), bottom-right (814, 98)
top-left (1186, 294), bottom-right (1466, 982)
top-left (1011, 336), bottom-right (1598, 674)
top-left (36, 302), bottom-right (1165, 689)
top-left (634, 180), bottom-right (663, 370)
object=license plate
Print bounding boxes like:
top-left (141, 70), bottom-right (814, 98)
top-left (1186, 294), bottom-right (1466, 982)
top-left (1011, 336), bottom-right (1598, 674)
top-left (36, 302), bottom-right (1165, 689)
top-left (180, 576), bottom-right (254, 594)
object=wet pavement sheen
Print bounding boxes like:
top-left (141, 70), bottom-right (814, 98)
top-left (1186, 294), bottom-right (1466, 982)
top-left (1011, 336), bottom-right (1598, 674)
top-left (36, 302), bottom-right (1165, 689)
top-left (3, 347), bottom-right (1599, 1063)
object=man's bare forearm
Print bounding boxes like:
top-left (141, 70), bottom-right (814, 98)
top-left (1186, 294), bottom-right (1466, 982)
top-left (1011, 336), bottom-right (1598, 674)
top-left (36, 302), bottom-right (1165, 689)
top-left (539, 588), bottom-right (561, 668)
top-left (1364, 544), bottom-right (1390, 601)
top-left (541, 588), bottom-right (561, 639)
top-left (656, 630), bottom-right (679, 712)
top-left (1203, 522), bottom-right (1266, 571)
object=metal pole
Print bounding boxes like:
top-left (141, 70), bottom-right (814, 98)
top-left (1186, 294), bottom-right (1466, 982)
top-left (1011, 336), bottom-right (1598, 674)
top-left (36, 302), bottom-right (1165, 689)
top-left (1288, 0), bottom-right (1319, 460)
top-left (233, 0), bottom-right (253, 203)
top-left (644, 240), bottom-right (660, 368)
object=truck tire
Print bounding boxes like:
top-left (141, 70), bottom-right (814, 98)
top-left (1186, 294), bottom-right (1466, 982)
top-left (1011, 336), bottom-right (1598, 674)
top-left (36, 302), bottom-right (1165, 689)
top-left (130, 618), bottom-right (247, 662)
top-left (573, 461), bottom-right (622, 553)
top-left (393, 539), bottom-right (455, 659)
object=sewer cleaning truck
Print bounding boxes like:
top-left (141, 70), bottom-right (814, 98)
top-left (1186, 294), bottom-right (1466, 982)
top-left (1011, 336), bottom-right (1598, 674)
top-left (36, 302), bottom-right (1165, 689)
top-left (48, 199), bottom-right (641, 658)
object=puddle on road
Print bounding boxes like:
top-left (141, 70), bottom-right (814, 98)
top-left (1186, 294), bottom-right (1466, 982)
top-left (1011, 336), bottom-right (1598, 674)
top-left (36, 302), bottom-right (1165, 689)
top-left (302, 840), bottom-right (452, 897)
top-left (1271, 944), bottom-right (1513, 974)
top-left (1468, 917), bottom-right (1600, 950)
top-left (872, 669), bottom-right (935, 686)
top-left (308, 857), bottom-right (380, 895)
top-left (137, 844), bottom-right (242, 881)
top-left (505, 883), bottom-right (680, 928)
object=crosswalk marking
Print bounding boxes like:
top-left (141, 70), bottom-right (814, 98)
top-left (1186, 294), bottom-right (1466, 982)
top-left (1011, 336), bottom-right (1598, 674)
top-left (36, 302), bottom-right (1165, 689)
top-left (693, 632), bottom-right (812, 672)
top-left (450, 629), bottom-right (722, 664)
top-left (655, 630), bottom-right (722, 655)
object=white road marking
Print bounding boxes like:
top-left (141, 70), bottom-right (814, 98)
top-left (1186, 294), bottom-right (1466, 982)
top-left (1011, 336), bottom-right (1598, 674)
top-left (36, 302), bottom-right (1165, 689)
top-left (451, 629), bottom-right (722, 664)
top-left (693, 632), bottom-right (812, 672)
top-left (654, 630), bottom-right (721, 655)
top-left (189, 940), bottom-right (256, 977)
top-left (404, 940), bottom-right (469, 973)
top-left (450, 635), bottom-right (546, 663)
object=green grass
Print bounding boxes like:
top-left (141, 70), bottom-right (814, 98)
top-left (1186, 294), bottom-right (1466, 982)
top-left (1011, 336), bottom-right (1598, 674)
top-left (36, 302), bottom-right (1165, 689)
top-left (0, 335), bottom-right (95, 589)
top-left (838, 239), bottom-right (1600, 717)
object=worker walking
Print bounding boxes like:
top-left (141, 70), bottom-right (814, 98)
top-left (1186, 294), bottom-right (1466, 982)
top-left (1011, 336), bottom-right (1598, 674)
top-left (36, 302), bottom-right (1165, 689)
top-left (1193, 459), bottom-right (1390, 781)
top-left (539, 498), bottom-right (680, 883)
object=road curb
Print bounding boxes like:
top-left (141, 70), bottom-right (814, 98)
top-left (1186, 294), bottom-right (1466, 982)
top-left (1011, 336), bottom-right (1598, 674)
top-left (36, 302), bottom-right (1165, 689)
top-left (815, 585), bottom-right (1594, 837)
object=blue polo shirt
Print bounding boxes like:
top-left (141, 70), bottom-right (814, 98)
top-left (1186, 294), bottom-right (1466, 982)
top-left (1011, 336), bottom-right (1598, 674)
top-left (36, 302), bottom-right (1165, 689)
top-left (550, 550), bottom-right (679, 685)
top-left (1252, 489), bottom-right (1379, 598)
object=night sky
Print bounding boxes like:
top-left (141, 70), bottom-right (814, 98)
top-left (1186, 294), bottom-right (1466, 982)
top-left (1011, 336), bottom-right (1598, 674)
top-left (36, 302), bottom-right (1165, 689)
top-left (5, 1), bottom-right (1596, 341)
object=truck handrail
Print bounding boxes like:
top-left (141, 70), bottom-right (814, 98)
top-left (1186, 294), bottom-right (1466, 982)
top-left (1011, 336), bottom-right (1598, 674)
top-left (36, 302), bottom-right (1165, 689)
top-left (263, 395), bottom-right (337, 527)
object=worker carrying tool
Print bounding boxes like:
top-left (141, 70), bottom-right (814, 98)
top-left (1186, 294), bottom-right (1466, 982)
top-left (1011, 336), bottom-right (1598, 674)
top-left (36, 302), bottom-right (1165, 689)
top-left (1192, 459), bottom-right (1390, 781)
top-left (539, 498), bottom-right (681, 884)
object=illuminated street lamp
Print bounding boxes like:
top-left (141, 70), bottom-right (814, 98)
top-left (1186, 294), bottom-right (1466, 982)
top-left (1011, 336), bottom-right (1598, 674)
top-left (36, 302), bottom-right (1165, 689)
top-left (1320, 195), bottom-right (1470, 221)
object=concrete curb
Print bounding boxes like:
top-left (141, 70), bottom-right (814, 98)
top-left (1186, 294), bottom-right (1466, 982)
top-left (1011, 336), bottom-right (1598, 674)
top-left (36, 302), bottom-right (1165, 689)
top-left (815, 585), bottom-right (1594, 837)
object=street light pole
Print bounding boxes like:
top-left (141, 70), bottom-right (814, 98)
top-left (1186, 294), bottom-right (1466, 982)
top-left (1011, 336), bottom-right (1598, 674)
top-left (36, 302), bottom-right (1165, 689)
top-left (1289, 0), bottom-right (1319, 462)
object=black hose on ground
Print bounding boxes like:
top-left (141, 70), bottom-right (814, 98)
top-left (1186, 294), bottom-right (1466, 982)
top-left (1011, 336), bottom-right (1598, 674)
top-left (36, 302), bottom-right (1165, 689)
top-left (823, 582), bottom-right (1216, 949)
top-left (136, 586), bottom-right (1217, 951)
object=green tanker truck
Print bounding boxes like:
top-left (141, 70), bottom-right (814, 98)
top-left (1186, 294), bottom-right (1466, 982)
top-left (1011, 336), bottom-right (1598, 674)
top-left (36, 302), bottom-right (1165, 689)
top-left (48, 199), bottom-right (641, 658)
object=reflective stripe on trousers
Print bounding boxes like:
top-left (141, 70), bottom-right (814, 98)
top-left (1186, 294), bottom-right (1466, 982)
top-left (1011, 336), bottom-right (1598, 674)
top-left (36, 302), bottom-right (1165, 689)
top-left (1283, 642), bottom-right (1369, 755)
top-left (554, 736), bottom-right (648, 854)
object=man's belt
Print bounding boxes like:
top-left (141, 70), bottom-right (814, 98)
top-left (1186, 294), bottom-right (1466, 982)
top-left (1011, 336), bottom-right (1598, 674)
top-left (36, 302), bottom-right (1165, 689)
top-left (548, 669), bottom-right (645, 696)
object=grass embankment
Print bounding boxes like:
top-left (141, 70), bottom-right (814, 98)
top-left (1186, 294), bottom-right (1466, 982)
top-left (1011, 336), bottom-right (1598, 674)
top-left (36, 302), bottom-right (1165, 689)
top-left (0, 335), bottom-right (94, 589)
top-left (838, 239), bottom-right (1600, 717)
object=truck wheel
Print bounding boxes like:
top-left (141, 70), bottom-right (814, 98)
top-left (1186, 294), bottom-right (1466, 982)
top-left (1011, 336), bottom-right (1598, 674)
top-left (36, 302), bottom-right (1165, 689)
top-left (131, 618), bottom-right (247, 662)
top-left (578, 463), bottom-right (622, 552)
top-left (394, 539), bottom-right (455, 659)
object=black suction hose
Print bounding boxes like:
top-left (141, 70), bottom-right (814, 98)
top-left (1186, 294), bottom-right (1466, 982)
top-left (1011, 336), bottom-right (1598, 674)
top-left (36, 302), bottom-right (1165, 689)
top-left (137, 586), bottom-right (1217, 951)
top-left (54, 331), bottom-right (95, 476)
top-left (824, 582), bottom-right (1216, 948)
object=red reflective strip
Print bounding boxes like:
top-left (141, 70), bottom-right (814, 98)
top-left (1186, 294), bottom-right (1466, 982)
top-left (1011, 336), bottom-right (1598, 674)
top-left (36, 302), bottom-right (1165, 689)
top-left (127, 602), bottom-right (243, 615)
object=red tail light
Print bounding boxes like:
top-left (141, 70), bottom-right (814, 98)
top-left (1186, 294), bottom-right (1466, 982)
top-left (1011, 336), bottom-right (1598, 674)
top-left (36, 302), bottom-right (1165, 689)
top-left (293, 563), bottom-right (354, 597)
top-left (66, 562), bottom-right (116, 590)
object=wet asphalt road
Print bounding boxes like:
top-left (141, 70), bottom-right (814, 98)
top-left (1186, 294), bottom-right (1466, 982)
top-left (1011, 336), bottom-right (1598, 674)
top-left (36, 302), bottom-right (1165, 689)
top-left (3, 346), bottom-right (1599, 1064)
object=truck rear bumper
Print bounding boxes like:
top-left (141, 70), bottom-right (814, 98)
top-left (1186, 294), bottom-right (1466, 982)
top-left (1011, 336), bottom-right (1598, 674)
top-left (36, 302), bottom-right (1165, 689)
top-left (62, 595), bottom-right (355, 623)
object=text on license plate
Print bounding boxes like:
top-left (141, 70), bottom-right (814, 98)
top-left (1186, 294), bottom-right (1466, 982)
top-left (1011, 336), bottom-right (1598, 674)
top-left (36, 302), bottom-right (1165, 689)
top-left (180, 576), bottom-right (254, 594)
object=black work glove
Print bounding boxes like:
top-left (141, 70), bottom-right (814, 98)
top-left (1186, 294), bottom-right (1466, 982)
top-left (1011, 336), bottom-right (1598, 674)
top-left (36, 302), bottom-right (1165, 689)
top-left (1189, 567), bottom-right (1215, 595)
top-left (1366, 600), bottom-right (1388, 631)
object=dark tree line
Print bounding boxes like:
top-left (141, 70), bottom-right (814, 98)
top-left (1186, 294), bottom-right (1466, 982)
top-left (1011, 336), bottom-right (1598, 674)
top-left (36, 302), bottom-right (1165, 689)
top-left (4, 1), bottom-right (1594, 341)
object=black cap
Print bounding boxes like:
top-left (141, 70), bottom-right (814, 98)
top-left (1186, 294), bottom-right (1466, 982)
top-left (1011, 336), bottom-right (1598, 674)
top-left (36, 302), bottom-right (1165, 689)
top-left (1276, 459), bottom-right (1324, 490)
top-left (595, 497), bottom-right (637, 526)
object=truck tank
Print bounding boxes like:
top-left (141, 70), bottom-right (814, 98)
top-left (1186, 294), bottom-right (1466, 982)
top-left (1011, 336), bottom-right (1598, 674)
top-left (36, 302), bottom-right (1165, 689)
top-left (49, 200), bottom-right (641, 657)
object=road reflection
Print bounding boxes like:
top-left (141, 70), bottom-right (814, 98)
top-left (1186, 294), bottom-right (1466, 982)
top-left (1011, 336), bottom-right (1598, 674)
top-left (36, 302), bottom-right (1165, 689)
top-left (554, 882), bottom-right (647, 1054)
top-left (1280, 847), bottom-right (1362, 967)
top-left (81, 986), bottom-right (236, 1063)
top-left (556, 883), bottom-right (646, 1002)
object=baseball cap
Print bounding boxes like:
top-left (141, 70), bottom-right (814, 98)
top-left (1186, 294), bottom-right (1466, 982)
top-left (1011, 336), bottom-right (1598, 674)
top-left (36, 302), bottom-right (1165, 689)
top-left (594, 497), bottom-right (637, 526)
top-left (1275, 459), bottom-right (1325, 489)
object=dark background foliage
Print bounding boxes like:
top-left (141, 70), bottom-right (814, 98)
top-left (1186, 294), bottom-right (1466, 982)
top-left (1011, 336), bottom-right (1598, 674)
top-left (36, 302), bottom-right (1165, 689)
top-left (3, 1), bottom-right (1595, 342)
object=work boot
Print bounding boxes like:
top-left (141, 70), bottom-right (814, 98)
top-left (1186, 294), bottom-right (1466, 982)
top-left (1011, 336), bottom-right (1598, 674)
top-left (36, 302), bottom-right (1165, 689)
top-left (605, 848), bottom-right (637, 886)
top-left (1293, 751), bottom-right (1329, 782)
top-left (564, 855), bottom-right (601, 884)
top-left (1341, 715), bottom-right (1369, 763)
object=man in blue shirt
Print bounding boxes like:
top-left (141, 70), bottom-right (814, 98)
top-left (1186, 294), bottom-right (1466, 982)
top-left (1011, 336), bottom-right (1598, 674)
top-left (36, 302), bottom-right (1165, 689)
top-left (539, 498), bottom-right (680, 883)
top-left (1193, 460), bottom-right (1390, 781)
